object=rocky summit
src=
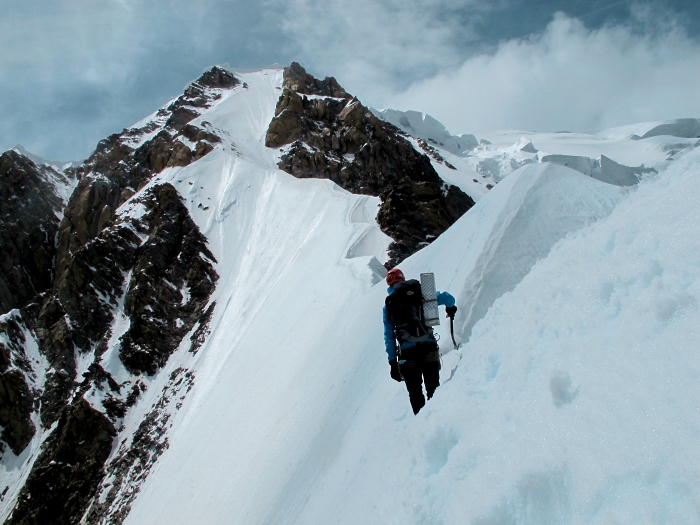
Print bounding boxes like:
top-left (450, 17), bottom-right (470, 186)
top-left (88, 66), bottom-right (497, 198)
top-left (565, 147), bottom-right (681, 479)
top-left (267, 62), bottom-right (474, 267)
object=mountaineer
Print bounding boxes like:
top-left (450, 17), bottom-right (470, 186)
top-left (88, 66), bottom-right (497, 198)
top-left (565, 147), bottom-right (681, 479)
top-left (383, 268), bottom-right (456, 414)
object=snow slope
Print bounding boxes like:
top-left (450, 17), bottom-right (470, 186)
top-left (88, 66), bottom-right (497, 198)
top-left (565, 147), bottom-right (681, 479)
top-left (114, 65), bottom-right (700, 523)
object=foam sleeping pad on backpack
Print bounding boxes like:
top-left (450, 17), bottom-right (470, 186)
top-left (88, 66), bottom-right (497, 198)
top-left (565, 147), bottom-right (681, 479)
top-left (420, 272), bottom-right (440, 327)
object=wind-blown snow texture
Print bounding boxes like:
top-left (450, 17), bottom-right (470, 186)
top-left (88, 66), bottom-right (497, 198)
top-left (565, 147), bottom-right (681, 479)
top-left (3, 66), bottom-right (699, 525)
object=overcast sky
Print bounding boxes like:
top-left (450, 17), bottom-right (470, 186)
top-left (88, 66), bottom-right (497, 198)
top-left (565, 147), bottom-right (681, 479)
top-left (2, 0), bottom-right (700, 160)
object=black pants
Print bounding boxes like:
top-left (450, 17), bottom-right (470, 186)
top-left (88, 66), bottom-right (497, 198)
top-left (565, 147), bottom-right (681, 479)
top-left (399, 342), bottom-right (441, 414)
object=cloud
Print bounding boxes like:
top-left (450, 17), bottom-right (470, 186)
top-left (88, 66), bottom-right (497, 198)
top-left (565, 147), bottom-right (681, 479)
top-left (0, 0), bottom-right (287, 160)
top-left (2, 0), bottom-right (496, 159)
top-left (384, 12), bottom-right (700, 134)
top-left (265, 0), bottom-right (493, 99)
top-left (2, 0), bottom-right (700, 159)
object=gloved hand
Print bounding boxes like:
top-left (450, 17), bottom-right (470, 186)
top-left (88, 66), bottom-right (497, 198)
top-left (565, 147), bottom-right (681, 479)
top-left (446, 305), bottom-right (457, 319)
top-left (389, 359), bottom-right (403, 382)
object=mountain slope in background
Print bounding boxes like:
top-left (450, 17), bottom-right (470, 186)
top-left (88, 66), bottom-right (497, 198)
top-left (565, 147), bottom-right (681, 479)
top-left (1, 63), bottom-right (699, 524)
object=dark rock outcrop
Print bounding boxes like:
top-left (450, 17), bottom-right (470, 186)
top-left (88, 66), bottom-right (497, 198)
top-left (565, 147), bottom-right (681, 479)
top-left (0, 151), bottom-right (71, 315)
top-left (36, 210), bottom-right (143, 426)
top-left (0, 317), bottom-right (36, 455)
top-left (7, 399), bottom-right (116, 525)
top-left (416, 139), bottom-right (457, 169)
top-left (84, 367), bottom-right (196, 525)
top-left (119, 184), bottom-right (218, 376)
top-left (33, 181), bottom-right (217, 425)
top-left (20, 69), bottom-right (233, 427)
top-left (377, 179), bottom-right (475, 264)
top-left (282, 61), bottom-right (349, 98)
top-left (0, 369), bottom-right (35, 455)
top-left (0, 313), bottom-right (40, 457)
top-left (4, 181), bottom-right (218, 522)
top-left (266, 63), bottom-right (474, 267)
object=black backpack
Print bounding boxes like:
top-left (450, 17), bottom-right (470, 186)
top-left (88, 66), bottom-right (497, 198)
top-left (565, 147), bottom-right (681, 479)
top-left (385, 279), bottom-right (433, 345)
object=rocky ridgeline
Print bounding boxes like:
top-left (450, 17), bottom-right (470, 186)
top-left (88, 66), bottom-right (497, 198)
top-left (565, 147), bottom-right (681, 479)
top-left (56, 66), bottom-right (236, 281)
top-left (415, 138), bottom-right (457, 170)
top-left (266, 62), bottom-right (474, 267)
top-left (1, 68), bottom-right (231, 524)
top-left (7, 398), bottom-right (116, 525)
top-left (3, 182), bottom-right (218, 525)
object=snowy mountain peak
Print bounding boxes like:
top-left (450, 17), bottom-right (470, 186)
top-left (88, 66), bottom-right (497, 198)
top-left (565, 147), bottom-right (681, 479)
top-left (2, 62), bottom-right (700, 525)
top-left (265, 63), bottom-right (474, 267)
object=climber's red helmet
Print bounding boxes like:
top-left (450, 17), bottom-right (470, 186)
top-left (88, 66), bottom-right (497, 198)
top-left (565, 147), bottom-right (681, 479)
top-left (386, 268), bottom-right (405, 287)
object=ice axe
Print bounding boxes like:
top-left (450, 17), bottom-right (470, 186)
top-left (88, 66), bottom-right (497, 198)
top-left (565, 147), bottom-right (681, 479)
top-left (446, 305), bottom-right (459, 349)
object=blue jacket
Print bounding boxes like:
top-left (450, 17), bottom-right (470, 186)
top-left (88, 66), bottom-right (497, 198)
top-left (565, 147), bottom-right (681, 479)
top-left (383, 285), bottom-right (455, 361)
